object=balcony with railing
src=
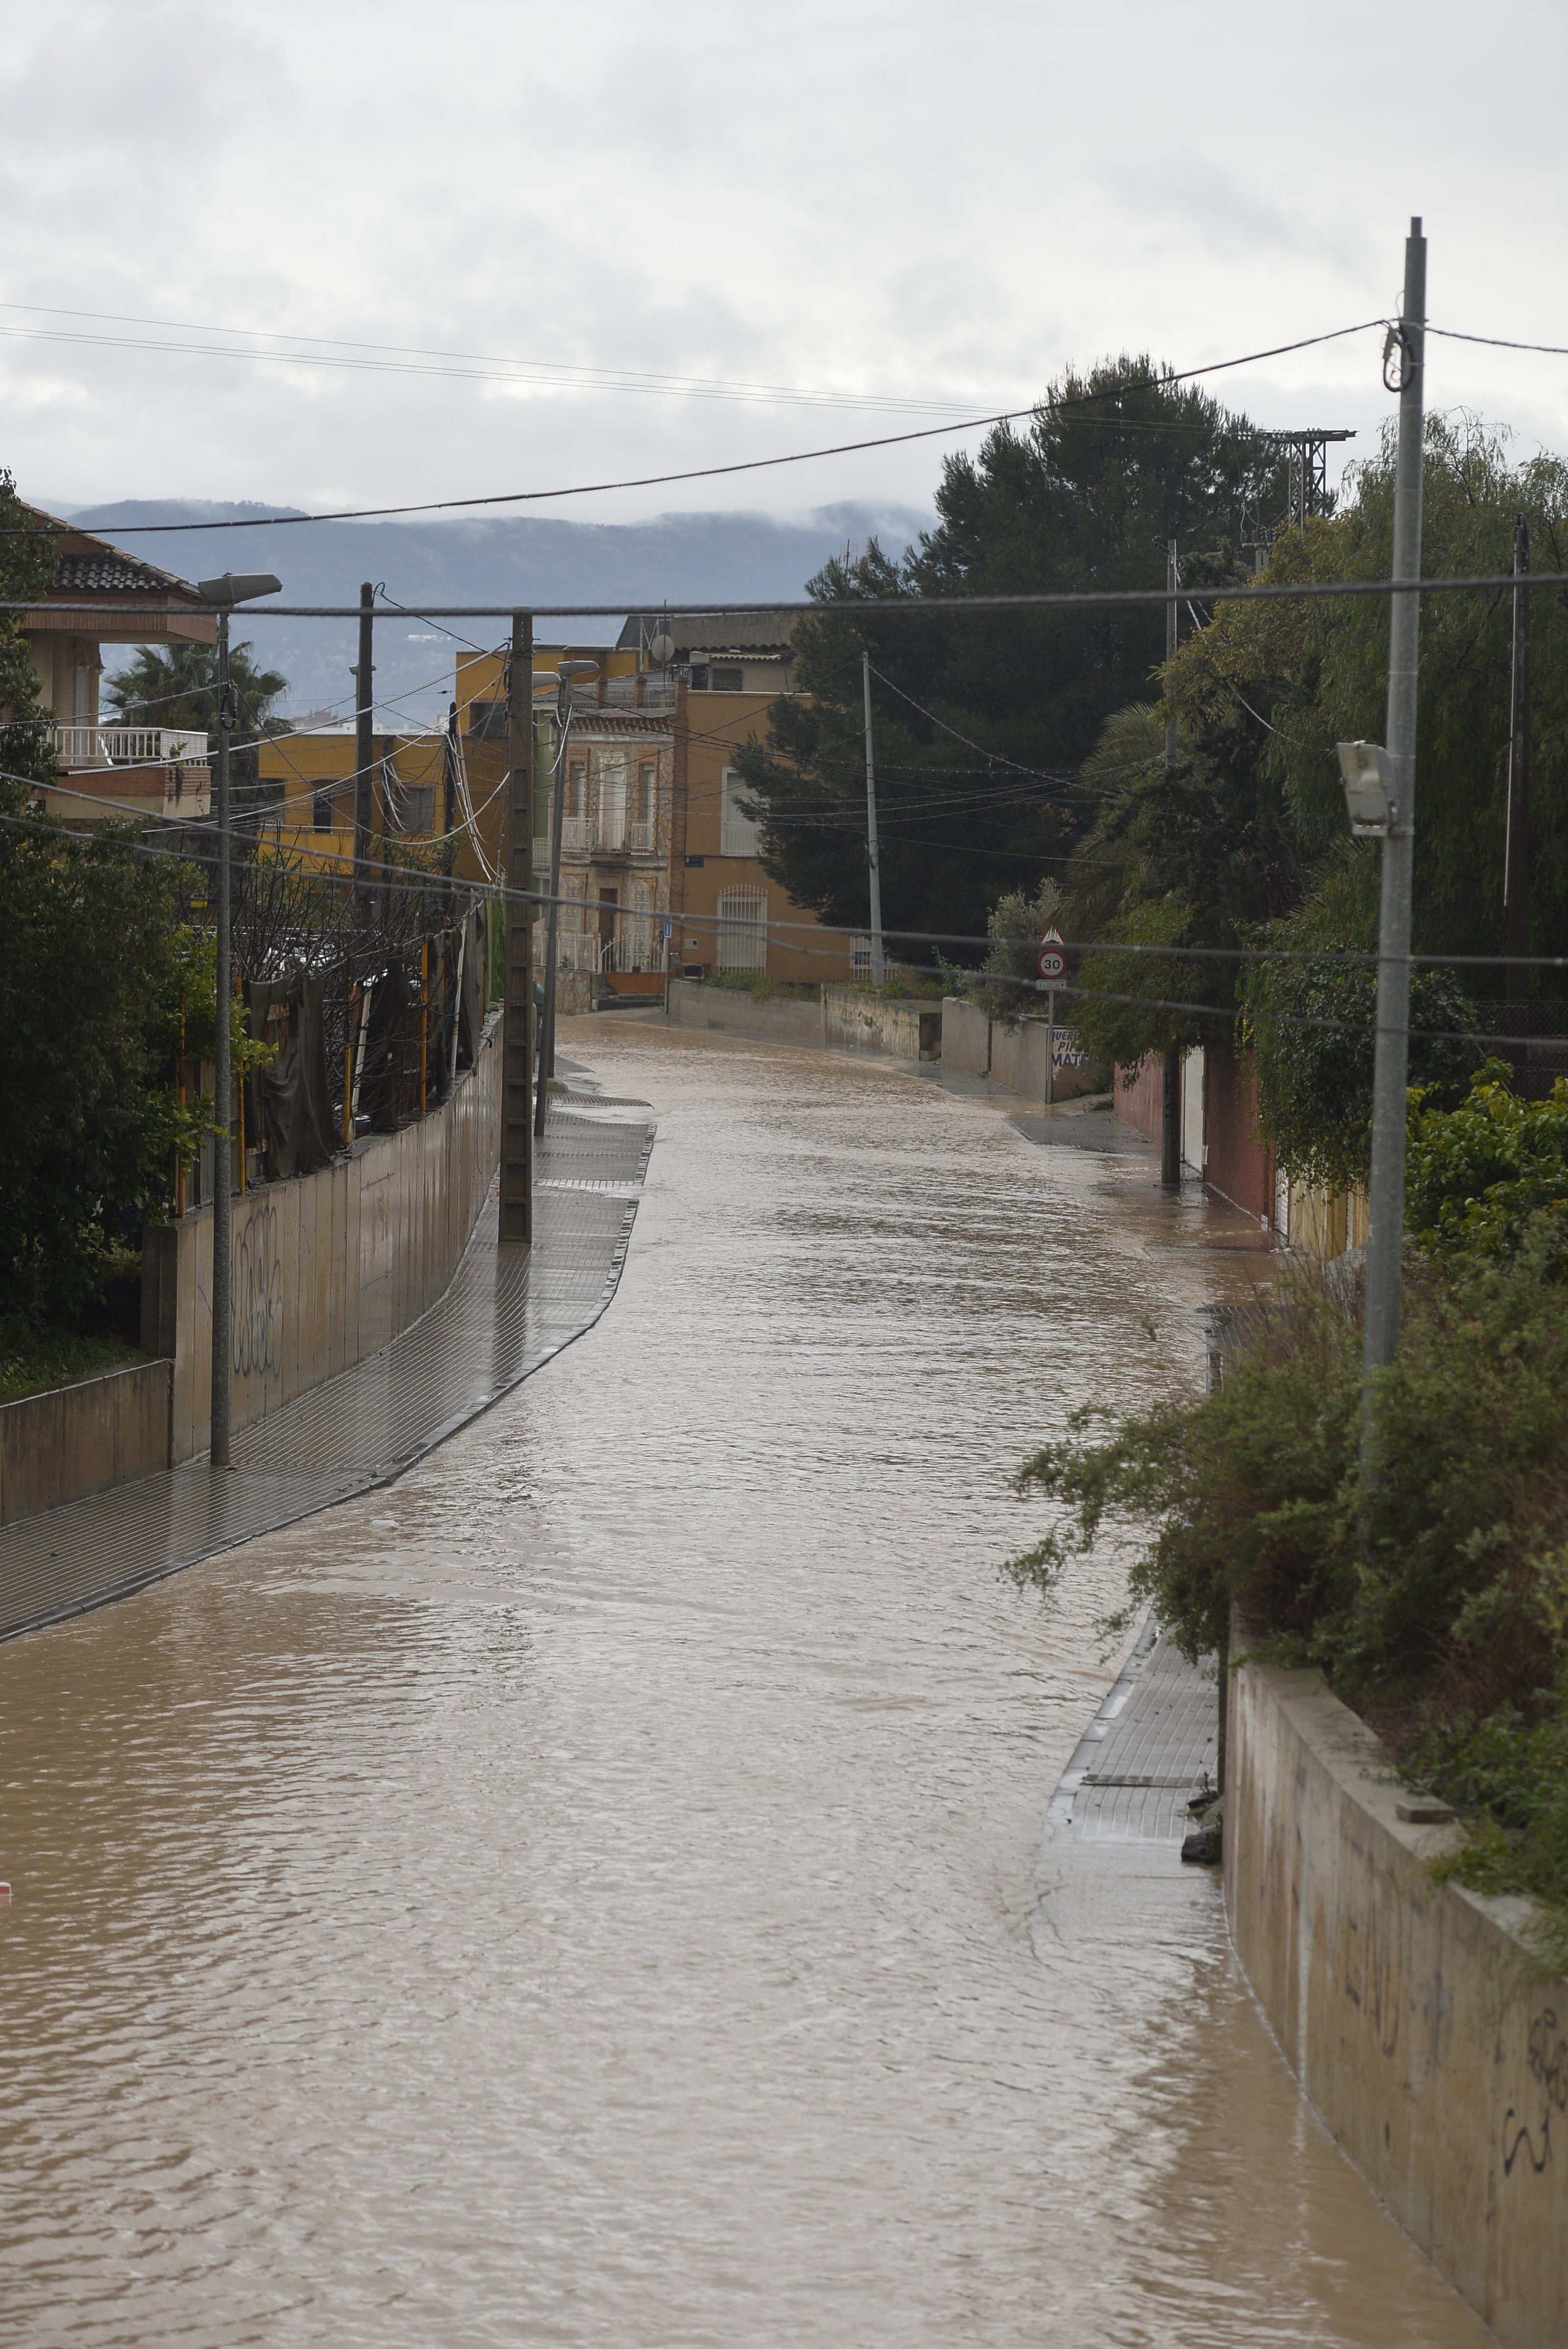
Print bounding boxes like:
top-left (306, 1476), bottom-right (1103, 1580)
top-left (54, 725), bottom-right (210, 769)
top-left (559, 809), bottom-right (660, 857)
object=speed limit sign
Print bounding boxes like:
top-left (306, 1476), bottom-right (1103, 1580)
top-left (1036, 928), bottom-right (1067, 982)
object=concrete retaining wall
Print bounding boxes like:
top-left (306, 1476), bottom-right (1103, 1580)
top-left (144, 1012), bottom-right (501, 1464)
top-left (940, 997), bottom-right (991, 1075)
top-left (665, 976), bottom-right (825, 1046)
top-left (0, 1359), bottom-right (172, 1524)
top-left (822, 987), bottom-right (941, 1060)
top-left (946, 1003), bottom-right (1097, 1101)
top-left (1226, 1655), bottom-right (1568, 2349)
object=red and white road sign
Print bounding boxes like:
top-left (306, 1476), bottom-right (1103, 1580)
top-left (1036, 928), bottom-right (1067, 982)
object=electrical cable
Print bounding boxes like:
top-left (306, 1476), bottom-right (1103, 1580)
top-left (0, 302), bottom-right (986, 417)
top-left (24, 567), bottom-right (1568, 617)
top-left (17, 777), bottom-right (1568, 981)
top-left (0, 319), bottom-right (1389, 537)
top-left (1427, 326), bottom-right (1568, 358)
top-left (9, 794), bottom-right (1561, 1048)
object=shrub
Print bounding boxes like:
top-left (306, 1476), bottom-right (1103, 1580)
top-left (1007, 1238), bottom-right (1568, 1922)
top-left (1407, 1064), bottom-right (1568, 1267)
top-left (0, 787), bottom-right (228, 1322)
top-left (954, 879), bottom-right (1065, 1027)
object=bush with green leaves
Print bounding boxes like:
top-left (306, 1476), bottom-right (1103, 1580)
top-left (955, 878), bottom-right (1066, 1026)
top-left (0, 468), bottom-right (60, 789)
top-left (1007, 1235), bottom-right (1568, 1925)
top-left (1407, 1063), bottom-right (1568, 1265)
top-left (0, 783), bottom-right (233, 1322)
top-left (1240, 854), bottom-right (1481, 1191)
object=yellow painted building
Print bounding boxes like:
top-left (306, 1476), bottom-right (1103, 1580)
top-left (619, 611), bottom-right (858, 986)
top-left (258, 721), bottom-right (463, 880)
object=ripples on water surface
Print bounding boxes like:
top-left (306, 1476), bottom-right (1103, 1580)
top-left (0, 1029), bottom-right (1487, 2346)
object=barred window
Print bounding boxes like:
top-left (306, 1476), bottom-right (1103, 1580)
top-left (717, 888), bottom-right (767, 973)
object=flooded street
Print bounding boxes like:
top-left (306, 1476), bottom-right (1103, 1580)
top-left (0, 1026), bottom-right (1486, 2346)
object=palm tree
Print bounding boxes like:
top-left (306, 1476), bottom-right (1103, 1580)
top-left (105, 642), bottom-right (290, 796)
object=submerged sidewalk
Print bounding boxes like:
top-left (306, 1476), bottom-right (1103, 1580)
top-left (0, 1088), bottom-right (656, 1643)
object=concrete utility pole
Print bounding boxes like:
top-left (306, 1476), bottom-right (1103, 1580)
top-left (1161, 538), bottom-right (1181, 1189)
top-left (1504, 513), bottom-right (1532, 1027)
top-left (1362, 218), bottom-right (1427, 1382)
top-left (861, 651), bottom-right (885, 985)
top-left (499, 612), bottom-right (534, 1244)
top-left (196, 568), bottom-right (282, 1470)
top-left (353, 582), bottom-right (374, 923)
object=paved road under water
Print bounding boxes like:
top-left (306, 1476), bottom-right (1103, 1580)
top-left (0, 1025), bottom-right (1489, 2347)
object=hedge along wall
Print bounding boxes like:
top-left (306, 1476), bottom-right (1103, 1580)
top-left (1226, 1652), bottom-right (1568, 2349)
top-left (144, 1012), bottom-right (500, 1464)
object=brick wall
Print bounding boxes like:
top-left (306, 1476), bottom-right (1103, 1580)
top-left (1112, 1054), bottom-right (1163, 1144)
top-left (1204, 1049), bottom-right (1273, 1223)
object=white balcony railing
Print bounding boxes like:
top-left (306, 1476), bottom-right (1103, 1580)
top-left (560, 812), bottom-right (658, 856)
top-left (54, 725), bottom-right (210, 768)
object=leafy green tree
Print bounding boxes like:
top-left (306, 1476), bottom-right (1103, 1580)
top-left (1067, 414), bottom-right (1568, 1113)
top-left (1062, 699), bottom-right (1302, 1071)
top-left (0, 470), bottom-right (60, 789)
top-left (1168, 415), bottom-right (1568, 972)
top-left (1239, 855), bottom-right (1478, 1189)
top-left (732, 358), bottom-right (1287, 955)
top-left (0, 779), bottom-right (220, 1321)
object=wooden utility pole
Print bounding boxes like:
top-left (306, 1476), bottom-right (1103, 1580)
top-left (1504, 514), bottom-right (1532, 1025)
top-left (442, 696), bottom-right (458, 889)
top-left (353, 582), bottom-right (374, 923)
top-left (861, 650), bottom-right (885, 984)
top-left (499, 612), bottom-right (534, 1244)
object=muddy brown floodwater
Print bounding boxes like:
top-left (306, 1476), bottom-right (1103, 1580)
top-left (0, 1025), bottom-right (1490, 2348)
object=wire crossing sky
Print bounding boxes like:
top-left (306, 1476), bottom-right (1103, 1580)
top-left (1, 0), bottom-right (1564, 527)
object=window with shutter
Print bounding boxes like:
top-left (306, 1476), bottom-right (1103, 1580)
top-left (720, 768), bottom-right (761, 858)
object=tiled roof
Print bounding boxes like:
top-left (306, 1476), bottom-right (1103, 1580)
top-left (23, 506), bottom-right (205, 603)
top-left (54, 551), bottom-right (189, 594)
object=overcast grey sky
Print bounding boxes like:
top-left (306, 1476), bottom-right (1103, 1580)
top-left (2, 0), bottom-right (1564, 532)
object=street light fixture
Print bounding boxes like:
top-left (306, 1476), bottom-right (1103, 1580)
top-left (196, 569), bottom-right (282, 1470)
top-left (1337, 739), bottom-right (1396, 838)
top-left (534, 660), bottom-right (599, 1139)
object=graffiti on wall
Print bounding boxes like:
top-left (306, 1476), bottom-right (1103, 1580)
top-left (1503, 2007), bottom-right (1568, 2178)
top-left (231, 1201), bottom-right (285, 1380)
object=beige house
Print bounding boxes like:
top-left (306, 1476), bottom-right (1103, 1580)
top-left (616, 611), bottom-right (860, 987)
top-left (18, 507), bottom-right (217, 825)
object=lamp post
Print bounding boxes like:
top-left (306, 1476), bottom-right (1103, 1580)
top-left (535, 659), bottom-right (599, 1139)
top-left (196, 571), bottom-right (282, 1469)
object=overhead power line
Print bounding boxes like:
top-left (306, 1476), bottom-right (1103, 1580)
top-left (0, 300), bottom-right (982, 416)
top-left (0, 319), bottom-right (1386, 536)
top-left (1426, 325), bottom-right (1568, 358)
top-left (10, 567), bottom-right (1568, 618)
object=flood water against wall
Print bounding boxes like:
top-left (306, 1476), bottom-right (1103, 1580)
top-left (0, 1028), bottom-right (1487, 2345)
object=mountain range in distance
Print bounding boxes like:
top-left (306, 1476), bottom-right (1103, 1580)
top-left (60, 498), bottom-right (933, 728)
